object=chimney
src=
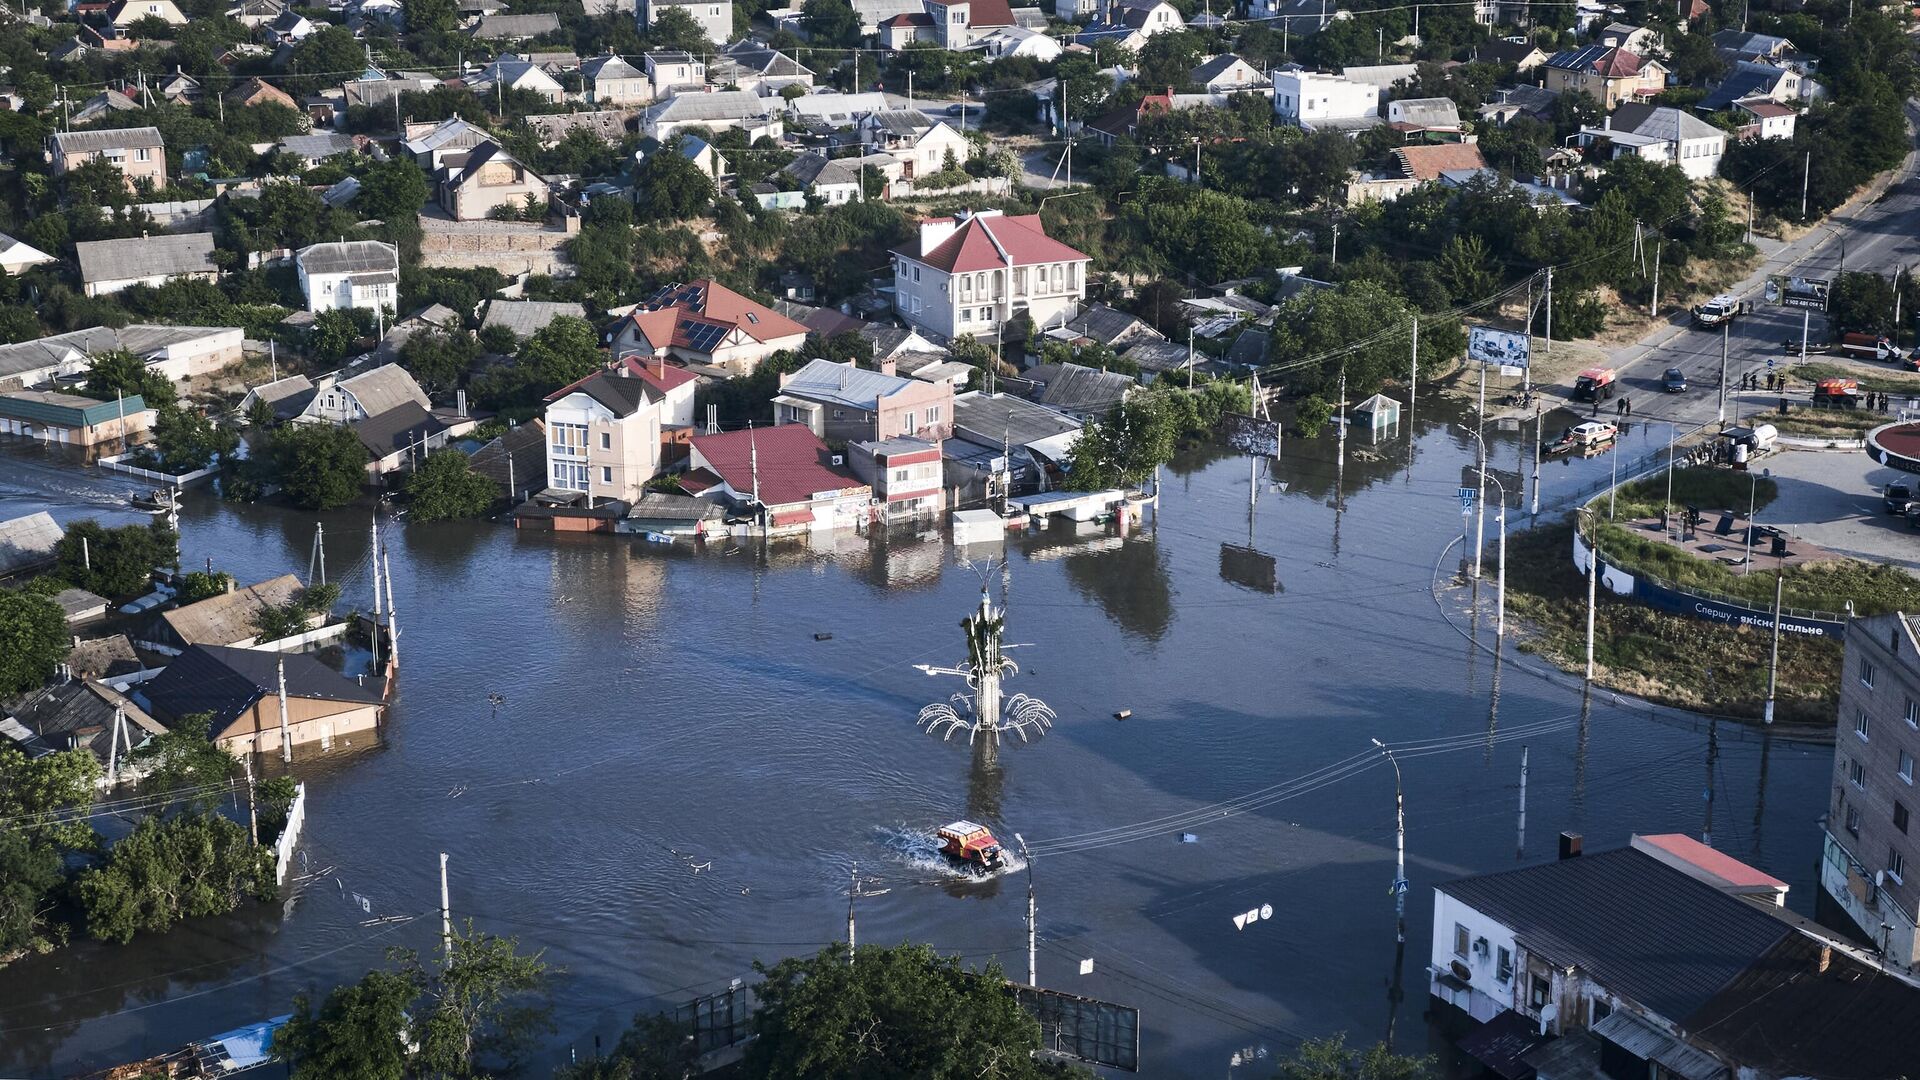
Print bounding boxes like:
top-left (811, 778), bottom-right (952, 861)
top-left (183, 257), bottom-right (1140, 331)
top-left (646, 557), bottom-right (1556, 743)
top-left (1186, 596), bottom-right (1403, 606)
top-left (918, 216), bottom-right (960, 254)
top-left (456, 389), bottom-right (468, 417)
top-left (1558, 832), bottom-right (1583, 860)
top-left (225, 577), bottom-right (235, 593)
top-left (879, 358), bottom-right (896, 377)
top-left (1816, 944), bottom-right (1833, 974)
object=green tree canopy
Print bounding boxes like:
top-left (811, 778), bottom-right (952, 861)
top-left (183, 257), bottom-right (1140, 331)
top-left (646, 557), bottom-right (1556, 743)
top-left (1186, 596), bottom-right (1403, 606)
top-left (270, 424), bottom-right (369, 510)
top-left (801, 0), bottom-right (861, 48)
top-left (518, 315), bottom-right (605, 391)
top-left (355, 157), bottom-right (431, 223)
top-left (83, 348), bottom-right (177, 410)
top-left (634, 135), bottom-right (717, 223)
top-left (405, 451), bottom-right (498, 522)
top-left (72, 811), bottom-right (272, 943)
top-left (0, 588), bottom-right (69, 695)
top-left (55, 520), bottom-right (177, 596)
top-left (1275, 1034), bottom-right (1435, 1080)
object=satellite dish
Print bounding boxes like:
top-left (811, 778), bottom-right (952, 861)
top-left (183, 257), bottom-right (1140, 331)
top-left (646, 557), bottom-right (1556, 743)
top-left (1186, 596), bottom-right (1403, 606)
top-left (1259, 903), bottom-right (1273, 921)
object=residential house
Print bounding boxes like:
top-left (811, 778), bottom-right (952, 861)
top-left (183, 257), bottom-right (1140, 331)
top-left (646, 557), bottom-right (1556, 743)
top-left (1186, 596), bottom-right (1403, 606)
top-left (527, 110), bottom-right (635, 148)
top-left (106, 0), bottom-right (187, 25)
top-left (0, 390), bottom-right (153, 446)
top-left (1021, 362), bottom-right (1132, 421)
top-left (470, 419), bottom-right (547, 502)
top-left (225, 77), bottom-right (298, 111)
top-left (352, 402), bottom-right (454, 480)
top-left (294, 363), bottom-right (432, 426)
top-left (1472, 36), bottom-right (1547, 72)
top-left (1385, 96), bottom-right (1462, 138)
top-left (848, 436), bottom-right (944, 521)
top-left (401, 117), bottom-right (491, 169)
top-left (1087, 89), bottom-right (1173, 147)
top-left (1102, 0), bottom-right (1182, 38)
top-left (48, 127), bottom-right (166, 189)
top-left (0, 325), bottom-right (242, 390)
top-left (644, 90), bottom-right (782, 144)
top-left (1543, 45), bottom-right (1668, 110)
top-left (979, 24), bottom-right (1059, 60)
top-left (1051, 302), bottom-right (1163, 351)
top-left (1735, 97), bottom-right (1797, 140)
top-left (539, 360), bottom-right (691, 504)
top-left (436, 142), bottom-right (548, 221)
top-left (640, 134), bottom-right (728, 181)
top-left (70, 90), bottom-right (140, 125)
top-left (859, 112), bottom-right (969, 178)
top-left (640, 0), bottom-right (731, 46)
top-left (1391, 142), bottom-right (1486, 181)
top-left (777, 152), bottom-right (866, 205)
top-left (52, 588), bottom-right (112, 626)
top-left (1580, 103), bottom-right (1725, 180)
top-left (581, 53), bottom-right (649, 105)
top-left (0, 232), bottom-right (55, 276)
top-left (879, 12), bottom-right (935, 48)
top-left (471, 12), bottom-right (562, 40)
top-left (1191, 54), bottom-right (1265, 92)
top-left (238, 374), bottom-right (317, 421)
top-left (482, 299), bottom-right (588, 341)
top-left (1338, 63), bottom-right (1419, 110)
top-left (1271, 69), bottom-right (1380, 131)
top-left (227, 0), bottom-right (287, 27)
top-left (943, 390), bottom-right (1080, 504)
top-left (1477, 84), bottom-right (1558, 126)
top-left (771, 357), bottom-right (955, 443)
top-left (1432, 837), bottom-right (1920, 1080)
top-left (1244, 0), bottom-right (1333, 31)
top-left (151, 77), bottom-right (199, 108)
top-left (682, 424), bottom-right (871, 532)
top-left (474, 54), bottom-right (566, 103)
top-left (708, 42), bottom-right (813, 95)
top-left (296, 240), bottom-right (400, 313)
top-left (643, 51), bottom-right (706, 100)
top-left (1, 679), bottom-right (165, 766)
top-left (1699, 59), bottom-right (1803, 112)
top-left (274, 132), bottom-right (364, 166)
top-left (1595, 21), bottom-right (1660, 53)
top-left (1821, 613), bottom-right (1920, 973)
top-left (1711, 28), bottom-right (1793, 63)
top-left (891, 210), bottom-right (1092, 342)
top-left (263, 7), bottom-right (313, 45)
top-left (0, 512), bottom-right (62, 580)
top-left (784, 90), bottom-right (888, 129)
top-left (145, 573), bottom-right (308, 653)
top-left (920, 0), bottom-right (1016, 50)
top-left (138, 644), bottom-right (385, 755)
top-left (605, 279), bottom-right (809, 375)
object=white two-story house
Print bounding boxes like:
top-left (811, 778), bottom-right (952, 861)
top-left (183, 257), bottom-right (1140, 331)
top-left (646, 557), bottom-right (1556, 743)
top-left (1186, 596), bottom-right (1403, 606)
top-left (542, 358), bottom-right (698, 506)
top-left (295, 241), bottom-right (400, 314)
top-left (891, 210), bottom-right (1091, 343)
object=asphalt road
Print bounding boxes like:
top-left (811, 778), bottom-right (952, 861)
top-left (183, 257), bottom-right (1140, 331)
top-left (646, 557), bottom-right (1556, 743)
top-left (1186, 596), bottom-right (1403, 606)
top-left (1535, 101), bottom-right (1920, 433)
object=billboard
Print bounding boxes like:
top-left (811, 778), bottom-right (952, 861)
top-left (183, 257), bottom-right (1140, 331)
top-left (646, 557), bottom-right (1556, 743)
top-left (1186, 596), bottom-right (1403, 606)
top-left (1764, 275), bottom-right (1829, 311)
top-left (1012, 984), bottom-right (1141, 1072)
top-left (1467, 325), bottom-right (1530, 368)
top-left (1221, 413), bottom-right (1281, 457)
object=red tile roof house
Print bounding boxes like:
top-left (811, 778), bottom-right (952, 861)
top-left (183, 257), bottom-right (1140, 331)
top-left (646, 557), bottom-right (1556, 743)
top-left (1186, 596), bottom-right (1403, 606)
top-left (605, 279), bottom-right (808, 377)
top-left (683, 424), bottom-right (872, 535)
top-left (891, 210), bottom-right (1092, 344)
top-left (847, 436), bottom-right (944, 523)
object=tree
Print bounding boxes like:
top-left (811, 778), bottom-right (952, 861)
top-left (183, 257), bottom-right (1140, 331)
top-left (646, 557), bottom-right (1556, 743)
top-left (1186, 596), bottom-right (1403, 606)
top-left (311, 308), bottom-right (368, 364)
top-left (405, 0), bottom-right (459, 35)
top-left (1066, 392), bottom-right (1179, 491)
top-left (55, 520), bottom-right (177, 596)
top-left (271, 423), bottom-right (369, 510)
top-left (0, 747), bottom-right (100, 955)
top-left (519, 315), bottom-right (605, 391)
top-left (412, 923), bottom-right (554, 1075)
top-left (355, 158), bottom-right (431, 223)
top-left (399, 329), bottom-right (479, 397)
top-left (289, 26), bottom-right (368, 93)
top-left (0, 589), bottom-right (69, 695)
top-left (647, 4), bottom-right (714, 51)
top-left (83, 349), bottom-right (177, 410)
top-left (634, 136), bottom-right (716, 223)
top-left (746, 943), bottom-right (1059, 1079)
top-left (801, 0), bottom-right (861, 48)
top-left (1434, 235), bottom-right (1497, 306)
top-left (146, 406), bottom-right (239, 473)
top-left (175, 570), bottom-right (235, 603)
top-left (405, 451), bottom-right (498, 522)
top-left (72, 811), bottom-right (272, 943)
top-left (251, 582), bottom-right (341, 642)
top-left (1275, 1034), bottom-right (1434, 1080)
top-left (1828, 270), bottom-right (1897, 337)
top-left (274, 967), bottom-right (421, 1080)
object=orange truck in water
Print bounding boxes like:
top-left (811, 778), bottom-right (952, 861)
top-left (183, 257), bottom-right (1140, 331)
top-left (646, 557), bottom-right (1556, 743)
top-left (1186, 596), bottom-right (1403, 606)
top-left (937, 821), bottom-right (1006, 872)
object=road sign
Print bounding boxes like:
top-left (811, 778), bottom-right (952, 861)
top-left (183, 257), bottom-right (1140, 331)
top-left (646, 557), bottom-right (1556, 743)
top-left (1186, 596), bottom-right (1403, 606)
top-left (1392, 878), bottom-right (1410, 896)
top-left (1459, 487), bottom-right (1475, 515)
top-left (1767, 355), bottom-right (1776, 372)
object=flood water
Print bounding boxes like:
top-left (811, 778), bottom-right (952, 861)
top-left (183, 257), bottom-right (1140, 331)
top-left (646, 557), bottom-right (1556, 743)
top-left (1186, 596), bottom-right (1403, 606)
top-left (0, 397), bottom-right (1836, 1078)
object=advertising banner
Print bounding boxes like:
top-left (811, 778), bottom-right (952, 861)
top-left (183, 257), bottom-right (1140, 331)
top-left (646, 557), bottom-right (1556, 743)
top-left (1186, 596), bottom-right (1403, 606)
top-left (1221, 413), bottom-right (1281, 457)
top-left (1467, 325), bottom-right (1530, 367)
top-left (1764, 275), bottom-right (1830, 311)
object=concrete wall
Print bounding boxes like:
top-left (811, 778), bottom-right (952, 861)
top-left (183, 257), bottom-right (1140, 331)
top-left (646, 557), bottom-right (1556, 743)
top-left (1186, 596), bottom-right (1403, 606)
top-left (418, 217), bottom-right (577, 276)
top-left (1429, 890), bottom-right (1519, 1023)
top-left (875, 379), bottom-right (953, 440)
top-left (147, 328), bottom-right (246, 382)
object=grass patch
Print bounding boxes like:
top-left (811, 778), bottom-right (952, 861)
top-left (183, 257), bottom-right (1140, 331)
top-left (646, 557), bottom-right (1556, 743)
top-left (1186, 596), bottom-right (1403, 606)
top-left (1604, 466), bottom-right (1776, 520)
top-left (1768, 408), bottom-right (1884, 438)
top-left (1791, 362), bottom-right (1920, 395)
top-left (1503, 521), bottom-right (1840, 725)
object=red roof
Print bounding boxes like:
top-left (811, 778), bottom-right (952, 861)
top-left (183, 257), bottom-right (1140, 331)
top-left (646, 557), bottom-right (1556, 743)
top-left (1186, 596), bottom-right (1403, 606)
top-left (615, 279), bottom-right (808, 355)
top-left (924, 0), bottom-right (1013, 24)
top-left (1592, 46), bottom-right (1645, 77)
top-left (1737, 99), bottom-right (1796, 118)
top-left (882, 11), bottom-right (933, 25)
top-left (691, 425), bottom-right (868, 507)
top-left (904, 213), bottom-right (1090, 274)
top-left (1635, 834), bottom-right (1787, 889)
top-left (606, 353), bottom-right (699, 393)
top-left (1393, 143), bottom-right (1486, 180)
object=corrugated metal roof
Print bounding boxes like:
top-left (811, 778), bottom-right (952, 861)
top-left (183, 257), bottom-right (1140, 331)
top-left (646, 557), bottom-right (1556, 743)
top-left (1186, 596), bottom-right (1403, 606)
top-left (0, 511), bottom-right (63, 577)
top-left (0, 390), bottom-right (148, 427)
top-left (51, 126), bottom-right (164, 154)
top-left (75, 232), bottom-right (217, 285)
top-left (778, 358), bottom-right (915, 411)
top-left (297, 240), bottom-right (398, 277)
top-left (159, 574), bottom-right (304, 646)
top-left (482, 299), bottom-right (587, 339)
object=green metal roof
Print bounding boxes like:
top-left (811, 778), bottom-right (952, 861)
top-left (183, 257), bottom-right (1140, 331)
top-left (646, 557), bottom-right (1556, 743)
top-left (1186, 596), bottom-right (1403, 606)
top-left (0, 392), bottom-right (148, 428)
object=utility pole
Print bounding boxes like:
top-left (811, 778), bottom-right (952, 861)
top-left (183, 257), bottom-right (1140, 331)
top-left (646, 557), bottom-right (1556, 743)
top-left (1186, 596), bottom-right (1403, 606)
top-left (1516, 745), bottom-right (1528, 860)
top-left (1544, 267), bottom-right (1553, 363)
top-left (1371, 740), bottom-right (1406, 944)
top-left (1650, 240), bottom-right (1662, 318)
top-left (1465, 426), bottom-right (1486, 580)
top-left (277, 655), bottom-right (292, 763)
top-left (1530, 407), bottom-right (1542, 519)
top-left (1801, 151), bottom-right (1810, 219)
top-left (106, 706), bottom-right (122, 786)
top-left (1580, 509), bottom-right (1598, 680)
top-left (1017, 834), bottom-right (1035, 986)
top-left (1490, 478), bottom-right (1507, 637)
top-left (846, 863), bottom-right (858, 964)
top-left (383, 550), bottom-right (399, 670)
top-left (81, 535), bottom-right (90, 571)
top-left (370, 517), bottom-right (383, 666)
top-left (1764, 570), bottom-right (1784, 725)
top-left (1330, 218), bottom-right (1340, 267)
top-left (440, 852), bottom-right (453, 964)
top-left (1719, 322), bottom-right (1730, 424)
top-left (243, 754), bottom-right (258, 846)
top-left (1409, 316), bottom-right (1419, 411)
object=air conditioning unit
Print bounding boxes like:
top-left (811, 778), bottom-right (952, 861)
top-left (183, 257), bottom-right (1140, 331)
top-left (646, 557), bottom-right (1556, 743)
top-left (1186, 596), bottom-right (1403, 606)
top-left (831, 454), bottom-right (844, 466)
top-left (1473, 938), bottom-right (1491, 957)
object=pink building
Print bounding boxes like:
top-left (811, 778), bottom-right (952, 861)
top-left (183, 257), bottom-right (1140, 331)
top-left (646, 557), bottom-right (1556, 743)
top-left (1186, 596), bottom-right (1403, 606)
top-left (770, 358), bottom-right (953, 444)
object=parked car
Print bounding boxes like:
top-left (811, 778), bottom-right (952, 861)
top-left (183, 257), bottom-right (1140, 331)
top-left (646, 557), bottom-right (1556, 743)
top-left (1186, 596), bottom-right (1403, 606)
top-left (1838, 332), bottom-right (1897, 360)
top-left (1903, 347), bottom-right (1920, 373)
top-left (945, 103), bottom-right (969, 116)
top-left (1662, 367), bottom-right (1688, 392)
top-left (1886, 482), bottom-right (1915, 515)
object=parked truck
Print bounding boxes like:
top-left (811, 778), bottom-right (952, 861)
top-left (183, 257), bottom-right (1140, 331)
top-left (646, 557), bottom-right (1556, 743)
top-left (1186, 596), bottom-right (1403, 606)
top-left (1691, 295), bottom-right (1745, 327)
top-left (1572, 367), bottom-right (1617, 401)
top-left (1812, 377), bottom-right (1861, 407)
top-left (1837, 332), bottom-right (1896, 360)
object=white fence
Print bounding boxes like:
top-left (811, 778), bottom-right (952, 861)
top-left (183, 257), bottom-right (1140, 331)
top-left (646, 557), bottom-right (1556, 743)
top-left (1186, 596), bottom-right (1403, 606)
top-left (97, 452), bottom-right (219, 486)
top-left (274, 781), bottom-right (307, 885)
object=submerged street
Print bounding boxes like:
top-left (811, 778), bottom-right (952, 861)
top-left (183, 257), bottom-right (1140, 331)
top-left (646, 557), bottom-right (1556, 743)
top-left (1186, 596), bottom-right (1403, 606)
top-left (0, 400), bottom-right (1834, 1077)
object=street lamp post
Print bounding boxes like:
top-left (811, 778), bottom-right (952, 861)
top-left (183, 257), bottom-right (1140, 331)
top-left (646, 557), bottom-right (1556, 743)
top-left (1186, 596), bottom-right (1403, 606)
top-left (1462, 425), bottom-right (1487, 580)
top-left (1486, 476), bottom-right (1508, 638)
top-left (1371, 739), bottom-right (1406, 944)
top-left (1577, 506), bottom-right (1599, 680)
top-left (1016, 834), bottom-right (1036, 987)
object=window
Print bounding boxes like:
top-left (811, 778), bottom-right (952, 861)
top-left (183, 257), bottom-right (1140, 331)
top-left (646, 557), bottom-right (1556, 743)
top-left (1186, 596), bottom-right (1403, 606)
top-left (1891, 848), bottom-right (1906, 884)
top-left (1897, 801), bottom-right (1910, 834)
top-left (1903, 751), bottom-right (1915, 784)
top-left (600, 432), bottom-right (611, 450)
top-left (1906, 698), bottom-right (1917, 727)
top-left (1863, 661), bottom-right (1877, 688)
top-left (135, 148), bottom-right (151, 161)
top-left (959, 308), bottom-right (971, 323)
top-left (926, 405), bottom-right (940, 423)
top-left (912, 266), bottom-right (921, 282)
top-left (1858, 710), bottom-right (1872, 741)
top-left (1529, 974), bottom-right (1551, 1010)
top-left (1851, 758), bottom-right (1867, 790)
top-left (1496, 947), bottom-right (1513, 983)
top-left (1847, 805), bottom-right (1861, 837)
top-left (1452, 923), bottom-right (1471, 958)
top-left (1592, 999), bottom-right (1612, 1023)
top-left (600, 466), bottom-right (612, 483)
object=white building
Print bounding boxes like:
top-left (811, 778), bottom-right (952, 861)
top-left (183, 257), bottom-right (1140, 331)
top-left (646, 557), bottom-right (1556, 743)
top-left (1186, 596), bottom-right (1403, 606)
top-left (74, 233), bottom-right (218, 298)
top-left (643, 50), bottom-right (706, 99)
top-left (296, 241), bottom-right (400, 314)
top-left (0, 232), bottom-right (55, 276)
top-left (1580, 103), bottom-right (1726, 180)
top-left (890, 210), bottom-right (1091, 342)
top-left (640, 0), bottom-right (730, 45)
top-left (644, 90), bottom-right (782, 143)
top-left (1272, 69), bottom-right (1379, 127)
